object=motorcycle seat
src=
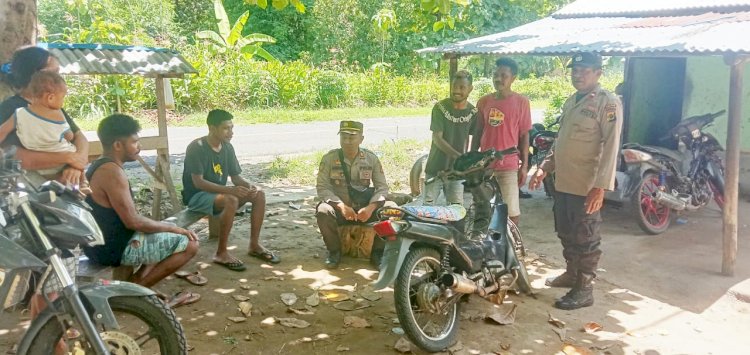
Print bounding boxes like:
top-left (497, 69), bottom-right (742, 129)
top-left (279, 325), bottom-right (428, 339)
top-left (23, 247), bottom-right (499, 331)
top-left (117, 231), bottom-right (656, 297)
top-left (623, 143), bottom-right (684, 162)
top-left (402, 205), bottom-right (466, 222)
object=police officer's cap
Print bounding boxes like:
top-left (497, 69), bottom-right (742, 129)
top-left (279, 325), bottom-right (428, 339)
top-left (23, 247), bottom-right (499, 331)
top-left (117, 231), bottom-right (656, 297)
top-left (338, 120), bottom-right (363, 135)
top-left (567, 52), bottom-right (602, 69)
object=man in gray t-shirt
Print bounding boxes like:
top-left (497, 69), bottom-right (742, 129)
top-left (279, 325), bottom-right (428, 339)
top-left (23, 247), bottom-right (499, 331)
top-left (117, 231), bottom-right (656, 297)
top-left (423, 70), bottom-right (478, 205)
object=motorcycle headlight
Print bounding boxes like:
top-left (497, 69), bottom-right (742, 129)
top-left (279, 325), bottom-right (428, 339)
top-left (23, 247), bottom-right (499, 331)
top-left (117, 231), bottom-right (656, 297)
top-left (622, 149), bottom-right (653, 163)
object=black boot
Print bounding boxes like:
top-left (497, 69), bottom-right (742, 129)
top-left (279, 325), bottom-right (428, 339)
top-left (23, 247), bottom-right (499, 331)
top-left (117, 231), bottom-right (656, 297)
top-left (325, 251), bottom-right (341, 269)
top-left (545, 262), bottom-right (577, 288)
top-left (554, 272), bottom-right (595, 310)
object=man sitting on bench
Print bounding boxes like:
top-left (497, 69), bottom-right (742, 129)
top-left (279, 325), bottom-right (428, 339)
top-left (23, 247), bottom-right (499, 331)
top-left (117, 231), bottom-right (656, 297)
top-left (182, 109), bottom-right (280, 272)
top-left (83, 114), bottom-right (200, 306)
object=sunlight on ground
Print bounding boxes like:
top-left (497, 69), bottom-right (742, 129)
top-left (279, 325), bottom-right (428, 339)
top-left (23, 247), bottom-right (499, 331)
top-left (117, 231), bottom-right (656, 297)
top-left (287, 265), bottom-right (341, 289)
top-left (227, 245), bottom-right (237, 251)
top-left (214, 288), bottom-right (236, 294)
top-left (260, 264), bottom-right (274, 269)
top-left (272, 270), bottom-right (285, 276)
top-left (353, 268), bottom-right (378, 281)
top-left (292, 220), bottom-right (309, 225)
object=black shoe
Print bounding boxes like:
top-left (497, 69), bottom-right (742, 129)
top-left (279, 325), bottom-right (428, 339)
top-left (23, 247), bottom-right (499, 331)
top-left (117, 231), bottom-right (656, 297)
top-left (554, 273), bottom-right (595, 310)
top-left (519, 190), bottom-right (533, 199)
top-left (325, 252), bottom-right (341, 269)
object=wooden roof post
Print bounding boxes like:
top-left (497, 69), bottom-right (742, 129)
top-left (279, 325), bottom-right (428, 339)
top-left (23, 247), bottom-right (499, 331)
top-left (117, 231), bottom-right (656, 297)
top-left (447, 54), bottom-right (458, 93)
top-left (721, 54), bottom-right (748, 276)
top-left (154, 75), bottom-right (181, 218)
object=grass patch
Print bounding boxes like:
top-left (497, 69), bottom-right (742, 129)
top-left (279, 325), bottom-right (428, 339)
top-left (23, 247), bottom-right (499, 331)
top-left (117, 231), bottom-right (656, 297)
top-left (261, 138), bottom-right (431, 193)
top-left (76, 106), bottom-right (431, 131)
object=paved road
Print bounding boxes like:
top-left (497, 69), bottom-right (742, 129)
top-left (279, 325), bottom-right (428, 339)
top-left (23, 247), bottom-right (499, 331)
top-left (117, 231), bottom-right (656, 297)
top-left (85, 109), bottom-right (544, 162)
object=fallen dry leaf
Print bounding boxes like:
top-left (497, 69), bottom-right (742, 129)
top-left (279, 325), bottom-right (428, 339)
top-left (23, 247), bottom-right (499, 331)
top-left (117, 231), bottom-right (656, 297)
top-left (589, 343), bottom-right (613, 351)
top-left (306, 292), bottom-right (320, 307)
top-left (260, 317), bottom-right (276, 327)
top-left (552, 327), bottom-right (568, 342)
top-left (394, 337), bottom-right (412, 353)
top-left (240, 285), bottom-right (252, 290)
top-left (500, 343), bottom-right (511, 350)
top-left (358, 288), bottom-right (382, 302)
top-left (336, 345), bottom-right (350, 352)
top-left (287, 307), bottom-right (315, 315)
top-left (227, 316), bottom-right (247, 323)
top-left (562, 344), bottom-right (592, 355)
top-left (487, 304), bottom-right (517, 325)
top-left (343, 316), bottom-right (370, 328)
top-left (277, 317), bottom-right (311, 328)
top-left (333, 300), bottom-right (370, 311)
top-left (264, 276), bottom-right (283, 281)
top-left (582, 322), bottom-right (602, 333)
top-left (548, 312), bottom-right (566, 328)
top-left (238, 302), bottom-right (253, 316)
top-left (233, 295), bottom-right (251, 302)
top-left (320, 291), bottom-right (350, 302)
top-left (288, 337), bottom-right (313, 346)
top-left (280, 293), bottom-right (298, 306)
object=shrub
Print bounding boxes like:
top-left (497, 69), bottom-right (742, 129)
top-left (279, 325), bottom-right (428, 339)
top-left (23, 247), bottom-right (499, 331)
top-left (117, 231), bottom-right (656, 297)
top-left (317, 70), bottom-right (348, 108)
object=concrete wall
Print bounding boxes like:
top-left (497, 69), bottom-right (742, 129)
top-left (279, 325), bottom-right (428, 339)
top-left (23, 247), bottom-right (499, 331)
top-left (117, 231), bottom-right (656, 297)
top-left (682, 56), bottom-right (750, 198)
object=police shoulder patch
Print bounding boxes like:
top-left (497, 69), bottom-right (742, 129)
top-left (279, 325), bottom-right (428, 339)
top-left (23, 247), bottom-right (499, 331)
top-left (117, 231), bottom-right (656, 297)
top-left (605, 103), bottom-right (617, 121)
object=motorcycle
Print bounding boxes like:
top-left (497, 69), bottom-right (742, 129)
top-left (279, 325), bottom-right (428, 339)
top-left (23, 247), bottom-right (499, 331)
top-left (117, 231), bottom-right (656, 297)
top-left (605, 110), bottom-right (727, 235)
top-left (0, 147), bottom-right (187, 354)
top-left (371, 148), bottom-right (533, 352)
top-left (529, 116), bottom-right (560, 197)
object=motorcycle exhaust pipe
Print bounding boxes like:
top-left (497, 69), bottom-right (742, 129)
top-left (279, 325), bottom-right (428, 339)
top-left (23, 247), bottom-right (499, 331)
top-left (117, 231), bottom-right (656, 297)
top-left (652, 190), bottom-right (688, 211)
top-left (441, 273), bottom-right (499, 297)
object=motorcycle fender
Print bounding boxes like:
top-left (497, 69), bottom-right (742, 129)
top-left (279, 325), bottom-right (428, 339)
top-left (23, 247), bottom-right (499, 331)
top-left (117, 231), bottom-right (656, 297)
top-left (17, 281), bottom-right (154, 354)
top-left (372, 238), bottom-right (416, 290)
top-left (78, 281), bottom-right (156, 329)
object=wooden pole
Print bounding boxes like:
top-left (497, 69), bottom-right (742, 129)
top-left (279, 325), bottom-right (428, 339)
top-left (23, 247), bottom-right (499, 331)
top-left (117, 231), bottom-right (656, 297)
top-left (721, 55), bottom-right (747, 276)
top-left (448, 55), bottom-right (458, 93)
top-left (153, 76), bottom-right (181, 218)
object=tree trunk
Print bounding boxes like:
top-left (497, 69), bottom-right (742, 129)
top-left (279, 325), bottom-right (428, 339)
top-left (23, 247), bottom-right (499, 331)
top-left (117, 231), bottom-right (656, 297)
top-left (0, 0), bottom-right (37, 100)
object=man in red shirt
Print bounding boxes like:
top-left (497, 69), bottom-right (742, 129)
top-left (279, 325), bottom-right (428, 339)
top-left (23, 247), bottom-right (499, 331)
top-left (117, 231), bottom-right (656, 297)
top-left (473, 58), bottom-right (532, 226)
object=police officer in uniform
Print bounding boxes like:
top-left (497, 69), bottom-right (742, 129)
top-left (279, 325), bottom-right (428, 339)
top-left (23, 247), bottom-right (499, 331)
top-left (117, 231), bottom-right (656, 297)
top-left (529, 53), bottom-right (623, 310)
top-left (316, 121), bottom-right (396, 269)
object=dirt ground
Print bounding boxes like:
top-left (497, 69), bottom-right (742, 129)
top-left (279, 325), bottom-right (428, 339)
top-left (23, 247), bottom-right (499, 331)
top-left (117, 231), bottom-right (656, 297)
top-left (2, 162), bottom-right (749, 355)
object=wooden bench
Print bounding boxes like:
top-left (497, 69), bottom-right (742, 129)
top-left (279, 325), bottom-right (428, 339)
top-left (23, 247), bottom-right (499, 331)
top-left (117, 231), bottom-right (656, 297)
top-left (76, 209), bottom-right (220, 283)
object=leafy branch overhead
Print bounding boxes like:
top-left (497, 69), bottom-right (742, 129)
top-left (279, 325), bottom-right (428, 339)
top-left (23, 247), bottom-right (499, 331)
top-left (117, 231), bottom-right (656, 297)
top-left (197, 0), bottom-right (278, 61)
top-left (422, 0), bottom-right (471, 31)
top-left (244, 0), bottom-right (306, 13)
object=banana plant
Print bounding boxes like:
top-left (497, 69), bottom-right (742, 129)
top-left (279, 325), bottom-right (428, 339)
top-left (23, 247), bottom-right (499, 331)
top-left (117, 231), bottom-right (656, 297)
top-left (196, 0), bottom-right (277, 61)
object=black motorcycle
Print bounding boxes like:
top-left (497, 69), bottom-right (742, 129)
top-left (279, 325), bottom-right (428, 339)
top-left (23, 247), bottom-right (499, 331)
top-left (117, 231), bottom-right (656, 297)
top-left (605, 110), bottom-right (727, 234)
top-left (529, 117), bottom-right (560, 197)
top-left (371, 148), bottom-right (533, 352)
top-left (0, 148), bottom-right (187, 354)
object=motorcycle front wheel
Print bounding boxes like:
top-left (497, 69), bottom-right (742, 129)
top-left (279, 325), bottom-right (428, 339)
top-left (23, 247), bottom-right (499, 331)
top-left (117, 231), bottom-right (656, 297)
top-left (507, 220), bottom-right (533, 295)
top-left (395, 247), bottom-right (459, 352)
top-left (26, 294), bottom-right (186, 354)
top-left (632, 172), bottom-right (671, 235)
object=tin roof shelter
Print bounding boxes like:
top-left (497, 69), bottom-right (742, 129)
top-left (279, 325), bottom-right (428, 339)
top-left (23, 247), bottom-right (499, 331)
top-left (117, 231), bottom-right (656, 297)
top-left (43, 43), bottom-right (197, 219)
top-left (419, 0), bottom-right (750, 275)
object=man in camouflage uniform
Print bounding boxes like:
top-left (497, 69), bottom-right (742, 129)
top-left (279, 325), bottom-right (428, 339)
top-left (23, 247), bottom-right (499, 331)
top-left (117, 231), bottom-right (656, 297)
top-left (530, 52), bottom-right (623, 310)
top-left (316, 121), bottom-right (396, 269)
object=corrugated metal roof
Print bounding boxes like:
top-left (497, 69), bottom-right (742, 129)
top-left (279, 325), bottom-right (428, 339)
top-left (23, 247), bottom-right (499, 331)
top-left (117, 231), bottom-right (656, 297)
top-left (554, 0), bottom-right (750, 18)
top-left (39, 43), bottom-right (197, 76)
top-left (418, 11), bottom-right (750, 56)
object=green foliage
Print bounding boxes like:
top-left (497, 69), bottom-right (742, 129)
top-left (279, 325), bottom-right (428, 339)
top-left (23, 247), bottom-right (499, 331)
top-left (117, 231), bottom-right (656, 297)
top-left (195, 0), bottom-right (277, 61)
top-left (317, 71), bottom-right (348, 108)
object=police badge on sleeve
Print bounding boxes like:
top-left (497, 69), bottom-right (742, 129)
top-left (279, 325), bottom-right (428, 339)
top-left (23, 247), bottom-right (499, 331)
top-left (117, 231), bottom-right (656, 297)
top-left (605, 103), bottom-right (617, 121)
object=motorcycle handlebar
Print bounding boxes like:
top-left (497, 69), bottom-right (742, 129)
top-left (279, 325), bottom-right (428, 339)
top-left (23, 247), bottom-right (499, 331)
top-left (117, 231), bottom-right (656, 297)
top-left (427, 147), bottom-right (519, 183)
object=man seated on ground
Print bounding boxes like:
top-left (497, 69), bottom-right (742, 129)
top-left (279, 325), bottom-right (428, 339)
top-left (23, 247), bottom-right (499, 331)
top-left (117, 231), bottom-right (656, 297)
top-left (315, 120), bottom-right (397, 269)
top-left (182, 109), bottom-right (279, 272)
top-left (83, 114), bottom-right (200, 307)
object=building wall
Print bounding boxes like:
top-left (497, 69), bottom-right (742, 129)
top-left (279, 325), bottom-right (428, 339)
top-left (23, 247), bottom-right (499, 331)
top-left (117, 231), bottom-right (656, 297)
top-left (682, 56), bottom-right (750, 197)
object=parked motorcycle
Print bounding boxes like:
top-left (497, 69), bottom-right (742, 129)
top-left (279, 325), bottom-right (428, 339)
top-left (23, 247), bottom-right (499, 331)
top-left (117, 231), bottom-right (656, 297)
top-left (0, 148), bottom-right (187, 354)
top-left (371, 148), bottom-right (533, 352)
top-left (529, 116), bottom-right (560, 197)
top-left (605, 110), bottom-right (727, 234)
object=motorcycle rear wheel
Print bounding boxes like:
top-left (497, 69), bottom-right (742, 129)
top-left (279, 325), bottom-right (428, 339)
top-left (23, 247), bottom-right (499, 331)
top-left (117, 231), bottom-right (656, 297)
top-left (632, 172), bottom-right (671, 235)
top-left (395, 247), bottom-right (459, 352)
top-left (26, 294), bottom-right (186, 354)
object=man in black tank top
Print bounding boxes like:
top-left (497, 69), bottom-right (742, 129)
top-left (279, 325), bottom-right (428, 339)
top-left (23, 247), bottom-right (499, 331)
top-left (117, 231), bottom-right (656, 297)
top-left (83, 114), bottom-right (200, 292)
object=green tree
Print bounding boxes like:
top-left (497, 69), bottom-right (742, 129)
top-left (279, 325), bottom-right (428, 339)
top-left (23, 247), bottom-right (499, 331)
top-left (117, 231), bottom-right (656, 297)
top-left (196, 0), bottom-right (277, 61)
